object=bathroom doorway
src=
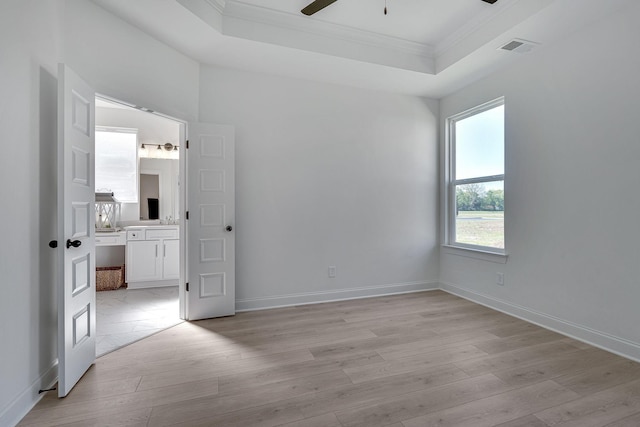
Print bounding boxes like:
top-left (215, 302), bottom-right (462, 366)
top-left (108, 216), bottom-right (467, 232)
top-left (94, 95), bottom-right (185, 356)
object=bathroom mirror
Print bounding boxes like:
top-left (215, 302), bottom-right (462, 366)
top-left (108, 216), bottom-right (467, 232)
top-left (140, 173), bottom-right (159, 220)
top-left (139, 158), bottom-right (179, 221)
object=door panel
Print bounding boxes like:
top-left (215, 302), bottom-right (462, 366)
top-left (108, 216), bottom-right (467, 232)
top-left (58, 64), bottom-right (96, 397)
top-left (187, 123), bottom-right (235, 320)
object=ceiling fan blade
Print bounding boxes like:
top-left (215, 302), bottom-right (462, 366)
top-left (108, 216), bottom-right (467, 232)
top-left (301, 0), bottom-right (338, 16)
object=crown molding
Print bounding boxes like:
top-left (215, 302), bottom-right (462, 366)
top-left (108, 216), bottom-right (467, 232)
top-left (226, 1), bottom-right (433, 58)
top-left (179, 0), bottom-right (435, 74)
top-left (204, 0), bottom-right (225, 13)
top-left (435, 0), bottom-right (522, 56)
top-left (178, 0), bottom-right (223, 32)
top-left (176, 0), bottom-right (578, 76)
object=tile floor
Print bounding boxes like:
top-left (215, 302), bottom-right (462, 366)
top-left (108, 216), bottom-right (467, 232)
top-left (96, 286), bottom-right (182, 357)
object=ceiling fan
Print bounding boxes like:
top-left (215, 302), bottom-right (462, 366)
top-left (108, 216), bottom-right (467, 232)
top-left (301, 0), bottom-right (498, 16)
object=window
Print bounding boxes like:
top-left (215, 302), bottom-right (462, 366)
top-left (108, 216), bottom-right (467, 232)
top-left (95, 127), bottom-right (138, 202)
top-left (447, 98), bottom-right (505, 253)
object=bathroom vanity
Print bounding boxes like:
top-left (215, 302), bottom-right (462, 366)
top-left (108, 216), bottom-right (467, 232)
top-left (124, 225), bottom-right (179, 289)
top-left (95, 224), bottom-right (179, 289)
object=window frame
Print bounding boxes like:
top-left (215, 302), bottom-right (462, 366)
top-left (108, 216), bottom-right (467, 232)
top-left (446, 97), bottom-right (506, 256)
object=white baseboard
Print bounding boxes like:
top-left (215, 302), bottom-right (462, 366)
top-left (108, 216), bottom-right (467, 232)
top-left (440, 281), bottom-right (640, 363)
top-left (0, 360), bottom-right (57, 427)
top-left (236, 281), bottom-right (439, 312)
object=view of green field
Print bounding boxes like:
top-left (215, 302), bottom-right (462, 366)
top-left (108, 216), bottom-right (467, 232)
top-left (455, 211), bottom-right (504, 248)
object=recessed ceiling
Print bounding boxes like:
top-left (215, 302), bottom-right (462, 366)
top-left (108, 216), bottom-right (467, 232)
top-left (236, 0), bottom-right (498, 47)
top-left (90, 0), bottom-right (632, 97)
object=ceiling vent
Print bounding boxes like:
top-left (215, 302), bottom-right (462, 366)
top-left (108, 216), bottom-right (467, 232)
top-left (499, 39), bottom-right (539, 54)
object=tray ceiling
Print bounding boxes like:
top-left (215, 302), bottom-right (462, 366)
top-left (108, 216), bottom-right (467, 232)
top-left (90, 0), bottom-right (632, 97)
top-left (235, 0), bottom-right (500, 47)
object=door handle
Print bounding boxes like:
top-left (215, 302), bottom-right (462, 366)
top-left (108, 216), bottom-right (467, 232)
top-left (49, 240), bottom-right (58, 248)
top-left (225, 225), bottom-right (233, 232)
top-left (66, 239), bottom-right (82, 249)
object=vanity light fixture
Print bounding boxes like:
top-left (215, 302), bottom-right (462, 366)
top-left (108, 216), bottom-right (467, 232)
top-left (139, 143), bottom-right (179, 159)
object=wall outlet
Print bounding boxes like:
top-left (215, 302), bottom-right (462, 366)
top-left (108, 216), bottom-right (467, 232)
top-left (496, 272), bottom-right (504, 286)
top-left (328, 266), bottom-right (336, 278)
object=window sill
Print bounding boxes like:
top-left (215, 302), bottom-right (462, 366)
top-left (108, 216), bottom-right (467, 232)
top-left (441, 245), bottom-right (508, 264)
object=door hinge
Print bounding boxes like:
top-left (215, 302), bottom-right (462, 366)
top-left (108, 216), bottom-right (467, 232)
top-left (186, 282), bottom-right (189, 292)
top-left (186, 140), bottom-right (189, 149)
top-left (186, 211), bottom-right (189, 220)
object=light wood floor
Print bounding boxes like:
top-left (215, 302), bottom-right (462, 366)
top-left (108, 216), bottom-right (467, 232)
top-left (20, 290), bottom-right (640, 427)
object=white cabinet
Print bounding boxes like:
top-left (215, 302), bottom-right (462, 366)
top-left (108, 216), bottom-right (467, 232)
top-left (126, 226), bottom-right (179, 289)
top-left (163, 239), bottom-right (180, 280)
top-left (127, 240), bottom-right (163, 282)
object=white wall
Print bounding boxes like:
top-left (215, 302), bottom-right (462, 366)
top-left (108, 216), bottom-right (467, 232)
top-left (439, 2), bottom-right (640, 360)
top-left (95, 105), bottom-right (181, 148)
top-left (199, 66), bottom-right (440, 308)
top-left (0, 1), bottom-right (61, 425)
top-left (1, 1), bottom-right (200, 424)
top-left (63, 0), bottom-right (200, 122)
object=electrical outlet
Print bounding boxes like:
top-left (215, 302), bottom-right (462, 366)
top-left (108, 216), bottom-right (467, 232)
top-left (328, 266), bottom-right (336, 278)
top-left (496, 272), bottom-right (504, 286)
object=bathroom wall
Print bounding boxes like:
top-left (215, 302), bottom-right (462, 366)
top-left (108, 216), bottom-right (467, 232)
top-left (96, 103), bottom-right (181, 223)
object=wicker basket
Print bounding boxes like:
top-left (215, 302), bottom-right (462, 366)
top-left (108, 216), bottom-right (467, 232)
top-left (96, 266), bottom-right (124, 291)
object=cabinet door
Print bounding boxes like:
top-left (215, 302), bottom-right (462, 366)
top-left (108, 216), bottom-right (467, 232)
top-left (126, 240), bottom-right (162, 282)
top-left (162, 239), bottom-right (180, 280)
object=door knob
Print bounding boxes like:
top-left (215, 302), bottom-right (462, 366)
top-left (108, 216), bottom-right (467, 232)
top-left (225, 225), bottom-right (233, 232)
top-left (66, 239), bottom-right (82, 249)
top-left (49, 240), bottom-right (58, 248)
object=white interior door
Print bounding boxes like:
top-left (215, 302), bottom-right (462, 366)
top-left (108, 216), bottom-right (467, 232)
top-left (186, 123), bottom-right (235, 320)
top-left (57, 64), bottom-right (96, 397)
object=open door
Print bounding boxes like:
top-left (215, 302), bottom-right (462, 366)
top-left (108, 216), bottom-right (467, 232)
top-left (57, 64), bottom-right (96, 397)
top-left (186, 123), bottom-right (235, 320)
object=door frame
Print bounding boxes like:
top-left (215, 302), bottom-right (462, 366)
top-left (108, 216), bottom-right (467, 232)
top-left (94, 93), bottom-right (188, 319)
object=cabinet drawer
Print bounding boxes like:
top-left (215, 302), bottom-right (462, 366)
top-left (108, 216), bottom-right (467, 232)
top-left (127, 230), bottom-right (144, 240)
top-left (95, 233), bottom-right (125, 246)
top-left (145, 228), bottom-right (178, 240)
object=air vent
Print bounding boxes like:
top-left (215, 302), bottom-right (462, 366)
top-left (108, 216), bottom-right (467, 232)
top-left (499, 39), bottom-right (539, 54)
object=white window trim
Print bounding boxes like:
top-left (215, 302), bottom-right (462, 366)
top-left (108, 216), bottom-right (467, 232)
top-left (444, 97), bottom-right (506, 258)
top-left (442, 244), bottom-right (508, 264)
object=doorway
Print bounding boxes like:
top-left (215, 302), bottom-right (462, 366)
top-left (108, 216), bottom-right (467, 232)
top-left (94, 95), bottom-right (185, 356)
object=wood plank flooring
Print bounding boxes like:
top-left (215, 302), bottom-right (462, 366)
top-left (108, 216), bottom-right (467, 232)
top-left (19, 290), bottom-right (640, 427)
